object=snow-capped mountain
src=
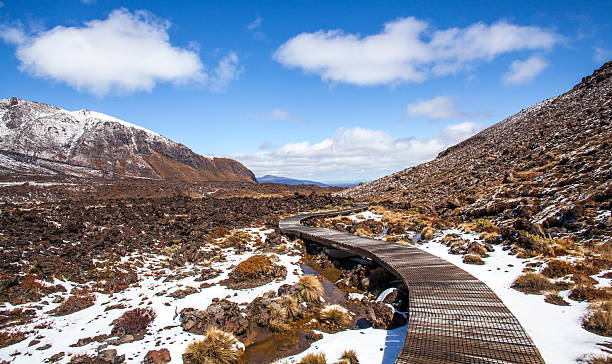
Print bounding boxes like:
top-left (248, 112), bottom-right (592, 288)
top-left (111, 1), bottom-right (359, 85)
top-left (0, 98), bottom-right (256, 182)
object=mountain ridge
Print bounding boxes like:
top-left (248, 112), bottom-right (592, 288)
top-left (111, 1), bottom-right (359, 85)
top-left (0, 97), bottom-right (257, 183)
top-left (256, 174), bottom-right (330, 187)
top-left (338, 61), bottom-right (611, 240)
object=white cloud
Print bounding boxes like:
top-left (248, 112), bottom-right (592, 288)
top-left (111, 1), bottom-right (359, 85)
top-left (438, 121), bottom-right (482, 144)
top-left (246, 17), bottom-right (262, 31)
top-left (246, 16), bottom-right (265, 40)
top-left (247, 109), bottom-right (309, 123)
top-left (0, 9), bottom-right (241, 96)
top-left (209, 52), bottom-right (242, 92)
top-left (594, 47), bottom-right (611, 63)
top-left (233, 123), bottom-right (482, 182)
top-left (503, 56), bottom-right (548, 84)
top-left (259, 141), bottom-right (278, 150)
top-left (406, 95), bottom-right (474, 121)
top-left (274, 17), bottom-right (559, 86)
top-left (0, 24), bottom-right (27, 45)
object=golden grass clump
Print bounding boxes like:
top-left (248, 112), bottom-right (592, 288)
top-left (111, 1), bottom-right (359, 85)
top-left (297, 275), bottom-right (324, 304)
top-left (338, 349), bottom-right (359, 364)
top-left (381, 211), bottom-right (403, 224)
top-left (279, 295), bottom-right (299, 319)
top-left (511, 273), bottom-right (555, 294)
top-left (420, 226), bottom-right (434, 240)
top-left (369, 205), bottom-right (386, 215)
top-left (463, 254), bottom-right (484, 265)
top-left (300, 352), bottom-right (327, 364)
top-left (588, 354), bottom-right (612, 363)
top-left (230, 255), bottom-right (273, 280)
top-left (584, 301), bottom-right (612, 336)
top-left (183, 327), bottom-right (243, 364)
top-left (541, 259), bottom-right (576, 278)
top-left (472, 218), bottom-right (498, 233)
top-left (570, 286), bottom-right (612, 302)
top-left (319, 305), bottom-right (351, 332)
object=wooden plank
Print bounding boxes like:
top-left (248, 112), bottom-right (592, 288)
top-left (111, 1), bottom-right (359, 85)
top-left (280, 204), bottom-right (545, 364)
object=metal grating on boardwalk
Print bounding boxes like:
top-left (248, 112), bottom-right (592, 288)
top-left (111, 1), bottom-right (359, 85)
top-left (280, 204), bottom-right (544, 364)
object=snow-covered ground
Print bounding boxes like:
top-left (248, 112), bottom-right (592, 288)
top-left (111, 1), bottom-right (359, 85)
top-left (0, 228), bottom-right (306, 363)
top-left (420, 230), bottom-right (611, 363)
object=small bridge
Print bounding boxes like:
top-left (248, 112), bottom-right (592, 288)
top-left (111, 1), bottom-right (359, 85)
top-left (280, 204), bottom-right (544, 364)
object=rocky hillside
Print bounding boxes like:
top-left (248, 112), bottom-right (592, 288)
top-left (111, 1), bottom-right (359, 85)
top-left (339, 61), bottom-right (611, 239)
top-left (0, 98), bottom-right (256, 183)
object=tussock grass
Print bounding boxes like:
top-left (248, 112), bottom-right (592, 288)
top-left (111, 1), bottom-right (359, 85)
top-left (511, 273), bottom-right (555, 294)
top-left (319, 305), bottom-right (351, 332)
top-left (183, 327), bottom-right (243, 364)
top-left (300, 352), bottom-right (327, 364)
top-left (570, 286), bottom-right (612, 302)
top-left (541, 259), bottom-right (576, 278)
top-left (584, 301), bottom-right (612, 336)
top-left (297, 275), bottom-right (324, 304)
top-left (463, 254), bottom-right (484, 265)
top-left (338, 349), bottom-right (359, 364)
top-left (588, 354), bottom-right (612, 363)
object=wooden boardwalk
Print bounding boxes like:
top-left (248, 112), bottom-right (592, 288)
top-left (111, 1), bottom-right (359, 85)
top-left (280, 204), bottom-right (544, 364)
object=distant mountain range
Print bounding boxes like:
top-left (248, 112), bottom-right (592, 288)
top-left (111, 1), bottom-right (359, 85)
top-left (257, 175), bottom-right (329, 187)
top-left (257, 175), bottom-right (359, 188)
top-left (0, 98), bottom-right (256, 183)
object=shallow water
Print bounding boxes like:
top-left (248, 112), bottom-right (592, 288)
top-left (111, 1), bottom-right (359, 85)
top-left (240, 263), bottom-right (352, 363)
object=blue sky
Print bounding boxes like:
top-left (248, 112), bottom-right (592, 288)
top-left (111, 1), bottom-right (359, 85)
top-left (0, 0), bottom-right (610, 184)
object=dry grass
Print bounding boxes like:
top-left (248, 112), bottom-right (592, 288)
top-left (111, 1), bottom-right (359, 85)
top-left (279, 295), bottom-right (299, 319)
top-left (570, 286), bottom-right (612, 302)
top-left (230, 255), bottom-right (273, 280)
top-left (338, 349), bottom-right (359, 364)
top-left (421, 226), bottom-right (434, 240)
top-left (183, 327), bottom-right (242, 364)
top-left (541, 259), bottom-right (576, 278)
top-left (300, 352), bottom-right (327, 364)
top-left (463, 254), bottom-right (484, 265)
top-left (297, 275), bottom-right (324, 304)
top-left (319, 305), bottom-right (351, 332)
top-left (511, 273), bottom-right (555, 294)
top-left (472, 218), bottom-right (498, 233)
top-left (584, 301), bottom-right (612, 336)
top-left (588, 354), bottom-right (612, 363)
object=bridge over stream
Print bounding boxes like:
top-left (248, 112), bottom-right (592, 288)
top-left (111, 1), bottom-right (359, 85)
top-left (279, 204), bottom-right (544, 364)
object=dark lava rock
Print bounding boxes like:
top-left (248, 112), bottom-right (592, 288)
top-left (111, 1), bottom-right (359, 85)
top-left (367, 302), bottom-right (407, 330)
top-left (143, 348), bottom-right (171, 364)
top-left (180, 299), bottom-right (249, 336)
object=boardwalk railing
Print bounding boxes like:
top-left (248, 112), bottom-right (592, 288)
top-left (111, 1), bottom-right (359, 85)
top-left (280, 204), bottom-right (544, 364)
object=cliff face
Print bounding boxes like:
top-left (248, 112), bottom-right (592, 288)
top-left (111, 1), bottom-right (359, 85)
top-left (339, 61), bottom-right (611, 236)
top-left (0, 98), bottom-right (256, 183)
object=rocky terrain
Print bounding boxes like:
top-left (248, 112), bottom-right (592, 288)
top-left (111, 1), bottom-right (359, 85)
top-left (339, 61), bottom-right (612, 247)
top-left (0, 98), bottom-right (256, 183)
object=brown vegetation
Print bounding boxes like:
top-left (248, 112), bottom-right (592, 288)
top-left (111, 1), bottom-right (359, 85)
top-left (584, 301), bottom-right (612, 336)
top-left (511, 273), bottom-right (555, 294)
top-left (300, 352), bottom-right (327, 364)
top-left (183, 327), bottom-right (242, 364)
top-left (296, 275), bottom-right (324, 304)
top-left (51, 293), bottom-right (96, 316)
top-left (112, 307), bottom-right (156, 335)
